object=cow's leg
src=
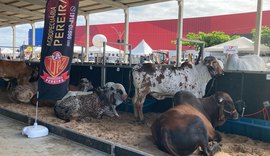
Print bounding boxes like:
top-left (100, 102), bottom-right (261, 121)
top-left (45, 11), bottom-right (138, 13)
top-left (200, 145), bottom-right (211, 156)
top-left (137, 94), bottom-right (146, 122)
top-left (132, 90), bottom-right (139, 119)
top-left (213, 131), bottom-right (222, 142)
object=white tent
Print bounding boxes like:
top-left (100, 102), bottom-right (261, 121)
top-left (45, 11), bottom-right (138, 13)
top-left (88, 45), bottom-right (122, 53)
top-left (131, 39), bottom-right (153, 56)
top-left (204, 37), bottom-right (270, 54)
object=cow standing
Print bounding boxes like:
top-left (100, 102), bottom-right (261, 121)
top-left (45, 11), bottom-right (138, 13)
top-left (0, 60), bottom-right (35, 85)
top-left (132, 56), bottom-right (224, 121)
top-left (151, 91), bottom-right (239, 156)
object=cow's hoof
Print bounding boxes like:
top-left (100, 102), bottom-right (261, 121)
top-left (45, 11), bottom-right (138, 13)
top-left (132, 118), bottom-right (145, 124)
top-left (136, 119), bottom-right (145, 124)
top-left (209, 142), bottom-right (221, 155)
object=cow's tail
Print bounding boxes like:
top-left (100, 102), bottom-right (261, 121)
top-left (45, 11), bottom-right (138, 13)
top-left (161, 128), bottom-right (180, 156)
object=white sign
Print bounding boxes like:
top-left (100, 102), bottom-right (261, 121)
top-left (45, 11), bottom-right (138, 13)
top-left (266, 74), bottom-right (270, 80)
top-left (223, 46), bottom-right (238, 54)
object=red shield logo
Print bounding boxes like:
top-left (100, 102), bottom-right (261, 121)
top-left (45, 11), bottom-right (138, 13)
top-left (44, 51), bottom-right (69, 77)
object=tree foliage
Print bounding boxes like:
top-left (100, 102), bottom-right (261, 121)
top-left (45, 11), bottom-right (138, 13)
top-left (252, 26), bottom-right (270, 47)
top-left (183, 31), bottom-right (240, 48)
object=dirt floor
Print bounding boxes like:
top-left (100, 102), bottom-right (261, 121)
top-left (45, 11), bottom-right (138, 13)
top-left (0, 91), bottom-right (270, 156)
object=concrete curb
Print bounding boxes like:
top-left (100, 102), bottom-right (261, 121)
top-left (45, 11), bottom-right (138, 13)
top-left (0, 107), bottom-right (152, 156)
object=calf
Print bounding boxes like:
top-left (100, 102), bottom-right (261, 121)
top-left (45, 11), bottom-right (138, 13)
top-left (132, 56), bottom-right (224, 121)
top-left (151, 91), bottom-right (238, 156)
top-left (8, 82), bottom-right (37, 103)
top-left (54, 82), bottom-right (128, 121)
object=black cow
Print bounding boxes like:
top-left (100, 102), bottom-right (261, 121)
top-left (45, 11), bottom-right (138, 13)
top-left (151, 91), bottom-right (239, 156)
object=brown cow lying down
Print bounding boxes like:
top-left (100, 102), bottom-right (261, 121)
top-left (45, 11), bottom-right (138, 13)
top-left (54, 82), bottom-right (128, 121)
top-left (132, 56), bottom-right (224, 121)
top-left (151, 91), bottom-right (239, 156)
top-left (0, 60), bottom-right (35, 85)
top-left (30, 78), bottom-right (93, 107)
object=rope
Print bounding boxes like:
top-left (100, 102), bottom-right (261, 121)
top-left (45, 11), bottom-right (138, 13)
top-left (242, 108), bottom-right (265, 117)
top-left (242, 107), bottom-right (270, 120)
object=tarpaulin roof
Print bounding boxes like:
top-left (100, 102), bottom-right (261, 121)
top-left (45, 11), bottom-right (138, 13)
top-left (205, 37), bottom-right (270, 53)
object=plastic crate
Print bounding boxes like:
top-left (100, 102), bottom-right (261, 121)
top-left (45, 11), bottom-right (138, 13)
top-left (217, 117), bottom-right (270, 143)
top-left (117, 98), bottom-right (157, 113)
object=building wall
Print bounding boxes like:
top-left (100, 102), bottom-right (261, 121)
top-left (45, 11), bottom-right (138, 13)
top-left (29, 11), bottom-right (270, 50)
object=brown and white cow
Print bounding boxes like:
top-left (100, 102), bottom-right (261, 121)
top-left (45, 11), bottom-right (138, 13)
top-left (132, 56), bottom-right (224, 121)
top-left (151, 91), bottom-right (239, 156)
top-left (0, 60), bottom-right (35, 85)
top-left (54, 82), bottom-right (128, 121)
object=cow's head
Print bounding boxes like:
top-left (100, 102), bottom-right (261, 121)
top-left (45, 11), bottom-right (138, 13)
top-left (203, 56), bottom-right (224, 77)
top-left (78, 78), bottom-right (93, 92)
top-left (104, 82), bottom-right (128, 117)
top-left (215, 92), bottom-right (239, 126)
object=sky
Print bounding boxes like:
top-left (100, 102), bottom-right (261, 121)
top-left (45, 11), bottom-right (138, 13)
top-left (0, 0), bottom-right (269, 47)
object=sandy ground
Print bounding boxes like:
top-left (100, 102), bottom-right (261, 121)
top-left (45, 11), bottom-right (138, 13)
top-left (0, 91), bottom-right (269, 156)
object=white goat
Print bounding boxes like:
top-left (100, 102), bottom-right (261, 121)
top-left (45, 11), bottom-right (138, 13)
top-left (224, 53), bottom-right (266, 71)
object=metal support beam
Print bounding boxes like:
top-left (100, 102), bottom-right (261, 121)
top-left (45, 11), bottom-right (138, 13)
top-left (124, 8), bottom-right (129, 63)
top-left (127, 0), bottom-right (169, 7)
top-left (92, 0), bottom-right (127, 9)
top-left (176, 0), bottom-right (184, 67)
top-left (0, 14), bottom-right (31, 23)
top-left (101, 42), bottom-right (107, 87)
top-left (0, 2), bottom-right (44, 17)
top-left (19, 0), bottom-right (47, 6)
top-left (12, 25), bottom-right (16, 59)
top-left (19, 0), bottom-right (86, 15)
top-left (31, 23), bottom-right (36, 58)
top-left (254, 0), bottom-right (263, 56)
top-left (85, 14), bottom-right (90, 62)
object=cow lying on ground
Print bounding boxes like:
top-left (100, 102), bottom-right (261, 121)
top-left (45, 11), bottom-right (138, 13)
top-left (30, 78), bottom-right (93, 107)
top-left (0, 60), bottom-right (35, 85)
top-left (54, 82), bottom-right (128, 121)
top-left (8, 82), bottom-right (37, 103)
top-left (132, 56), bottom-right (224, 121)
top-left (151, 91), bottom-right (239, 156)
